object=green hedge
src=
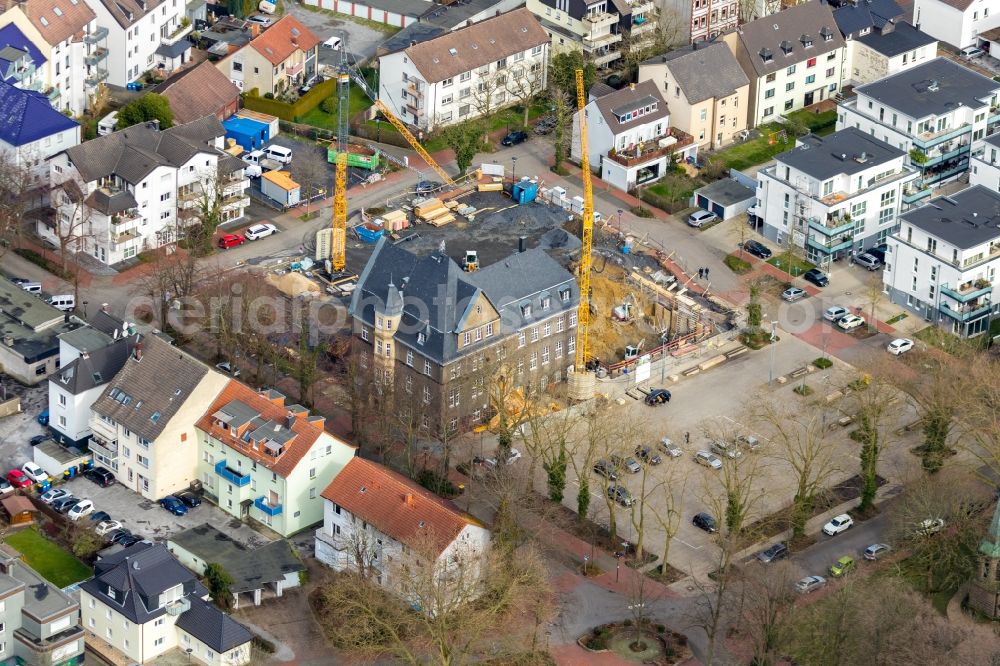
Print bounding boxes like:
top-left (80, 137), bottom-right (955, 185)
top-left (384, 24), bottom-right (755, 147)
top-left (242, 78), bottom-right (338, 122)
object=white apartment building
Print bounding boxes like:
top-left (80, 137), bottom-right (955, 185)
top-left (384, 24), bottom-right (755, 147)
top-left (913, 0), bottom-right (1000, 49)
top-left (571, 80), bottom-right (697, 191)
top-left (316, 456), bottom-right (491, 600)
top-left (45, 116), bottom-right (249, 266)
top-left (971, 132), bottom-right (1000, 190)
top-left (378, 8), bottom-right (549, 132)
top-left (884, 185), bottom-right (1000, 338)
top-left (722, 1), bottom-right (847, 127)
top-left (756, 127), bottom-right (918, 266)
top-left (86, 0), bottom-right (189, 86)
top-left (527, 0), bottom-right (656, 67)
top-left (837, 57), bottom-right (1000, 205)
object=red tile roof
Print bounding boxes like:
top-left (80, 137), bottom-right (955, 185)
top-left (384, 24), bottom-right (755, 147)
top-left (250, 15), bottom-right (320, 66)
top-left (321, 457), bottom-right (482, 556)
top-left (155, 62), bottom-right (240, 125)
top-left (25, 0), bottom-right (97, 46)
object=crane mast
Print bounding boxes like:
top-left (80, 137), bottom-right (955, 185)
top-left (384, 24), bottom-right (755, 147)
top-left (573, 68), bottom-right (593, 373)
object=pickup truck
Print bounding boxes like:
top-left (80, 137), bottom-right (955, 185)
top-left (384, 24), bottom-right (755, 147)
top-left (242, 150), bottom-right (281, 173)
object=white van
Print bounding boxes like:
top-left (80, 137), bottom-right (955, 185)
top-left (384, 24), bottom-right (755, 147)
top-left (264, 145), bottom-right (292, 164)
top-left (97, 111), bottom-right (118, 136)
top-left (258, 0), bottom-right (276, 13)
top-left (18, 281), bottom-right (42, 294)
top-left (47, 294), bottom-right (75, 311)
top-left (322, 36), bottom-right (342, 50)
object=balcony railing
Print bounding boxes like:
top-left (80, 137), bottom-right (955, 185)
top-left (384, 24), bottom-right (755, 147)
top-left (164, 597), bottom-right (191, 616)
top-left (85, 48), bottom-right (108, 67)
top-left (215, 460), bottom-right (251, 487)
top-left (606, 129), bottom-right (694, 168)
top-left (112, 209), bottom-right (141, 225)
top-left (89, 436), bottom-right (118, 461)
top-left (808, 214), bottom-right (854, 235)
top-left (254, 496), bottom-right (283, 516)
top-left (594, 50), bottom-right (622, 66)
top-left (85, 26), bottom-right (109, 44)
top-left (111, 229), bottom-right (140, 245)
top-left (285, 62), bottom-right (303, 78)
top-left (85, 69), bottom-right (108, 87)
top-left (941, 281), bottom-right (994, 303)
top-left (940, 301), bottom-right (992, 321)
top-left (807, 232), bottom-right (854, 253)
top-left (912, 123), bottom-right (971, 150)
top-left (902, 184), bottom-right (932, 204)
top-left (584, 11), bottom-right (618, 27)
top-left (406, 82), bottom-right (423, 98)
top-left (315, 528), bottom-right (348, 551)
top-left (584, 31), bottom-right (622, 49)
top-left (161, 22), bottom-right (192, 47)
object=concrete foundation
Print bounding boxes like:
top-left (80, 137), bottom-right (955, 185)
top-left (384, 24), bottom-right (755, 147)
top-left (567, 371), bottom-right (597, 401)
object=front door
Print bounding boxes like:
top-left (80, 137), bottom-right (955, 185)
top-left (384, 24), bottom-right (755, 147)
top-left (804, 91), bottom-right (815, 107)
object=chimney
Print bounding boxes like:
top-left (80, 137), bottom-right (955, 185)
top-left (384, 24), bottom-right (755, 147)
top-left (467, 19), bottom-right (472, 26)
top-left (629, 82), bottom-right (635, 90)
top-left (410, 40), bottom-right (417, 46)
top-left (284, 413), bottom-right (296, 429)
top-left (134, 341), bottom-right (143, 360)
top-left (405, 493), bottom-right (414, 505)
top-left (518, 236), bottom-right (527, 253)
top-left (3, 334), bottom-right (12, 347)
top-left (101, 303), bottom-right (109, 312)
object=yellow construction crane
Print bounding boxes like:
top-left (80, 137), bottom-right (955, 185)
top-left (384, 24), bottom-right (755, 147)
top-left (331, 151), bottom-right (348, 272)
top-left (574, 68), bottom-right (593, 373)
top-left (375, 100), bottom-right (454, 186)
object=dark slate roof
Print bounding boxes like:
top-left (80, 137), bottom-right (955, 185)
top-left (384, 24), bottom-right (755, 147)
top-left (81, 542), bottom-right (208, 625)
top-left (175, 596), bottom-right (253, 653)
top-left (694, 178), bottom-right (756, 207)
top-left (855, 57), bottom-right (1000, 118)
top-left (776, 127), bottom-right (904, 179)
top-left (90, 334), bottom-right (209, 442)
top-left (155, 39), bottom-right (192, 59)
top-left (350, 238), bottom-right (577, 365)
top-left (52, 336), bottom-right (137, 396)
top-left (0, 78), bottom-right (77, 147)
top-left (592, 80), bottom-right (669, 134)
top-left (644, 42), bottom-right (749, 105)
top-left (378, 22), bottom-right (446, 56)
top-left (732, 1), bottom-right (844, 78)
top-left (833, 0), bottom-right (903, 36)
top-left (901, 185), bottom-right (1000, 249)
top-left (855, 22), bottom-right (936, 57)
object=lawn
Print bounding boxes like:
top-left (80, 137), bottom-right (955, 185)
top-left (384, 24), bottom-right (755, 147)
top-left (786, 108), bottom-right (839, 136)
top-left (298, 84), bottom-right (373, 132)
top-left (5, 527), bottom-right (92, 588)
top-left (421, 103), bottom-right (550, 152)
top-left (767, 254), bottom-right (816, 277)
top-left (713, 123), bottom-right (795, 171)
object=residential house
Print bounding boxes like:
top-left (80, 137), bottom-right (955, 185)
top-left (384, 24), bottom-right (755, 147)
top-left (349, 237), bottom-right (579, 434)
top-left (153, 60), bottom-right (240, 124)
top-left (194, 382), bottom-right (357, 537)
top-left (912, 0), bottom-right (1000, 49)
top-left (46, 116), bottom-right (250, 265)
top-left (0, 24), bottom-right (46, 91)
top-left (80, 542), bottom-right (253, 665)
top-left (970, 132), bottom-right (1000, 190)
top-left (88, 334), bottom-right (230, 500)
top-left (377, 8), bottom-right (549, 132)
top-left (0, 276), bottom-right (83, 385)
top-left (688, 0), bottom-right (739, 43)
top-left (883, 185), bottom-right (1000, 337)
top-left (755, 127), bottom-right (918, 266)
top-left (571, 80), bottom-right (697, 191)
top-left (0, 552), bottom-right (85, 666)
top-left (216, 15), bottom-right (319, 96)
top-left (836, 57), bottom-right (1000, 202)
top-left (833, 0), bottom-right (936, 86)
top-left (0, 0), bottom-right (102, 115)
top-left (525, 0), bottom-right (656, 68)
top-left (87, 0), bottom-right (189, 86)
top-left (721, 1), bottom-right (846, 127)
top-left (638, 41), bottom-right (750, 151)
top-left (168, 523), bottom-right (305, 608)
top-left (315, 456), bottom-right (491, 596)
top-left (376, 0), bottom-right (524, 56)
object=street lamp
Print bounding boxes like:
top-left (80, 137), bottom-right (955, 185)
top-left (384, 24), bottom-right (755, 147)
top-left (617, 208), bottom-right (623, 230)
top-left (768, 321), bottom-right (778, 385)
top-left (511, 156), bottom-right (518, 188)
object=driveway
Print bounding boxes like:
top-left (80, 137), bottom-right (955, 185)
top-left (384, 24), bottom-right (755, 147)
top-left (0, 385), bottom-right (50, 473)
top-left (283, 1), bottom-right (388, 64)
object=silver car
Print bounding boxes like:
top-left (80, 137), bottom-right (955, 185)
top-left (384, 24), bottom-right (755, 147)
top-left (782, 287), bottom-right (806, 302)
top-left (694, 450), bottom-right (723, 469)
top-left (710, 439), bottom-right (742, 459)
top-left (658, 437), bottom-right (682, 458)
top-left (687, 210), bottom-right (719, 227)
top-left (795, 575), bottom-right (827, 594)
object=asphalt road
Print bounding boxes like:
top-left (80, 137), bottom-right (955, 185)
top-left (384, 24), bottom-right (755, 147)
top-left (792, 509), bottom-right (893, 578)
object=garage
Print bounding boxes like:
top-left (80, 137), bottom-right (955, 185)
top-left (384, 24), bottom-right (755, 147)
top-left (693, 178), bottom-right (756, 221)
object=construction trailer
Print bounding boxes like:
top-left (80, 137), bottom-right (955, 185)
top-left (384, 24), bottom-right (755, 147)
top-left (261, 170), bottom-right (301, 207)
top-left (223, 116), bottom-right (271, 151)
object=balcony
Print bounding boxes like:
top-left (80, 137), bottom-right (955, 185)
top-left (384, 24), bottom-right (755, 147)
top-left (89, 436), bottom-right (118, 461)
top-left (161, 22), bottom-right (192, 47)
top-left (44, 87), bottom-right (60, 102)
top-left (85, 26), bottom-right (109, 44)
top-left (111, 229), bottom-right (140, 245)
top-left (214, 460), bottom-right (251, 487)
top-left (912, 123), bottom-right (971, 150)
top-left (164, 597), bottom-right (191, 616)
top-left (85, 48), bottom-right (108, 67)
top-left (222, 193), bottom-right (250, 210)
top-left (178, 187), bottom-right (199, 203)
top-left (85, 69), bottom-right (109, 87)
top-left (594, 50), bottom-right (622, 66)
top-left (315, 528), bottom-right (348, 551)
top-left (112, 208), bottom-right (141, 225)
top-left (405, 104), bottom-right (425, 118)
top-left (406, 81), bottom-right (423, 98)
top-left (902, 184), bottom-right (932, 205)
top-left (919, 143), bottom-right (969, 168)
top-left (254, 496), bottom-right (283, 516)
top-left (807, 232), bottom-right (854, 253)
top-left (223, 179), bottom-right (250, 194)
top-left (628, 0), bottom-right (656, 12)
top-left (808, 212), bottom-right (854, 235)
top-left (941, 280), bottom-right (993, 303)
top-left (940, 301), bottom-right (992, 321)
top-left (285, 62), bottom-right (303, 78)
top-left (584, 31), bottom-right (622, 49)
top-left (630, 19), bottom-right (658, 36)
top-left (606, 128), bottom-right (695, 168)
top-left (584, 11), bottom-right (618, 28)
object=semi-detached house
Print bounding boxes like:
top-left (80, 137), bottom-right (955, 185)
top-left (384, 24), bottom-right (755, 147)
top-left (216, 15), bottom-right (319, 96)
top-left (87, 0), bottom-right (189, 86)
top-left (377, 8), bottom-right (549, 132)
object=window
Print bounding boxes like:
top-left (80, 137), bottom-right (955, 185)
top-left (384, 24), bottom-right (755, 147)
top-left (807, 57), bottom-right (817, 68)
top-left (569, 312), bottom-right (577, 327)
top-left (766, 73), bottom-right (776, 83)
top-left (460, 71), bottom-right (471, 82)
top-left (361, 328), bottom-right (369, 342)
top-left (459, 104), bottom-right (470, 117)
top-left (529, 351), bottom-right (538, 370)
top-left (826, 67), bottom-right (835, 78)
top-left (406, 350), bottom-right (413, 366)
top-left (440, 94), bottom-right (453, 105)
top-left (823, 180), bottom-right (833, 196)
top-left (154, 638), bottom-right (164, 647)
top-left (463, 332), bottom-right (471, 346)
top-left (785, 82), bottom-right (795, 92)
top-left (763, 106), bottom-right (774, 117)
top-left (786, 65), bottom-right (796, 75)
top-left (486, 322), bottom-right (494, 337)
top-left (442, 77), bottom-right (453, 87)
top-left (543, 323), bottom-right (552, 337)
top-left (700, 108), bottom-right (707, 121)
top-left (556, 318), bottom-right (565, 333)
top-left (805, 74), bottom-right (815, 84)
top-left (784, 99), bottom-right (794, 110)
top-left (531, 327), bottom-right (539, 342)
top-left (531, 45), bottom-right (543, 56)
top-left (764, 88), bottom-right (775, 99)
top-left (555, 341), bottom-right (563, 358)
top-left (827, 51), bottom-right (836, 59)
top-left (424, 360), bottom-right (432, 375)
top-left (518, 331), bottom-right (526, 347)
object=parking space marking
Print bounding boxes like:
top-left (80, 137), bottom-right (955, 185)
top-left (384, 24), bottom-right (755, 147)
top-left (676, 538), bottom-right (703, 551)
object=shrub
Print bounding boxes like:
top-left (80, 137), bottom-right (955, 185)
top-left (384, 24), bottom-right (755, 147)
top-left (657, 624), bottom-right (666, 633)
top-left (264, 92), bottom-right (274, 99)
top-left (724, 255), bottom-right (752, 274)
top-left (813, 357), bottom-right (833, 369)
top-left (630, 205), bottom-right (654, 218)
top-left (793, 384), bottom-right (813, 396)
top-left (623, 619), bottom-right (633, 627)
top-left (321, 96), bottom-right (337, 114)
top-left (416, 469), bottom-right (458, 497)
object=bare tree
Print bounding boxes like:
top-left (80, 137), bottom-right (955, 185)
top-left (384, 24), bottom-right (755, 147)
top-left (733, 561), bottom-right (796, 666)
top-left (505, 63), bottom-right (544, 128)
top-left (897, 353), bottom-right (962, 474)
top-left (0, 149), bottom-right (37, 258)
top-left (647, 461), bottom-right (687, 577)
top-left (137, 249), bottom-right (203, 332)
top-left (849, 370), bottom-right (901, 512)
top-left (45, 179), bottom-right (93, 272)
top-left (292, 147), bottom-right (330, 220)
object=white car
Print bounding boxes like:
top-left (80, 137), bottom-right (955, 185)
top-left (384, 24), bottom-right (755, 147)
top-left (96, 519), bottom-right (122, 536)
top-left (887, 338), bottom-right (914, 355)
top-left (658, 437), bottom-right (682, 458)
top-left (823, 305), bottom-right (848, 322)
top-left (822, 513), bottom-right (854, 536)
top-left (67, 499), bottom-right (94, 521)
top-left (244, 223), bottom-right (277, 240)
top-left (322, 36), bottom-right (342, 50)
top-left (837, 314), bottom-right (865, 331)
top-left (916, 518), bottom-right (945, 535)
top-left (21, 462), bottom-right (48, 483)
top-left (694, 450), bottom-right (723, 470)
top-left (961, 45), bottom-right (985, 59)
top-left (486, 448), bottom-right (521, 467)
top-left (782, 287), bottom-right (806, 302)
top-left (40, 488), bottom-right (71, 504)
top-left (687, 210), bottom-right (719, 228)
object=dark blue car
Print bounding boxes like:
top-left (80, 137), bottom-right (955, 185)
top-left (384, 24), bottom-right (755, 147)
top-left (159, 496), bottom-right (188, 516)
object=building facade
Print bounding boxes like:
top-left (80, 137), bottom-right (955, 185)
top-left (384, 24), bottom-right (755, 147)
top-left (836, 57), bottom-right (1000, 203)
top-left (883, 185), bottom-right (1000, 338)
top-left (912, 0), bottom-right (999, 49)
top-left (527, 0), bottom-right (657, 68)
top-left (216, 15), bottom-right (319, 96)
top-left (832, 0), bottom-right (937, 86)
top-left (378, 8), bottom-right (549, 132)
top-left (755, 127), bottom-right (918, 266)
top-left (0, 277), bottom-right (82, 385)
top-left (87, 0), bottom-right (188, 86)
top-left (971, 132), bottom-right (1000, 190)
top-left (194, 383), bottom-right (357, 537)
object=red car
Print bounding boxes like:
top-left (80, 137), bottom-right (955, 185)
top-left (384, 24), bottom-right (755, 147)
top-left (6, 469), bottom-right (31, 488)
top-left (217, 233), bottom-right (245, 249)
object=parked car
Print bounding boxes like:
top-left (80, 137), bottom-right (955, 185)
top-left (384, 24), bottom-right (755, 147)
top-left (414, 180), bottom-right (442, 194)
top-left (0, 480), bottom-right (13, 497)
top-left (740, 239), bottom-right (772, 259)
top-left (109, 529), bottom-right (134, 545)
top-left (803, 268), bottom-right (830, 287)
top-left (485, 448), bottom-right (522, 468)
top-left (246, 14), bottom-right (272, 26)
top-left (867, 244), bottom-right (888, 263)
top-left (37, 410), bottom-right (48, 426)
top-left (593, 460), bottom-right (618, 480)
top-left (40, 488), bottom-right (71, 504)
top-left (322, 36), bottom-right (342, 50)
top-left (634, 445), bottom-right (662, 465)
top-left (822, 513), bottom-right (854, 536)
top-left (52, 496), bottom-right (78, 513)
top-left (120, 534), bottom-right (143, 547)
top-left (863, 543), bottom-right (891, 561)
top-left (855, 253), bottom-right (881, 270)
top-left (823, 305), bottom-right (848, 322)
top-left (961, 45), bottom-right (986, 58)
top-left (159, 496), bottom-right (188, 516)
top-left (782, 287), bottom-right (806, 302)
top-left (757, 542), bottom-right (789, 563)
top-left (915, 517), bottom-right (945, 535)
top-left (501, 131), bottom-right (528, 146)
top-left (710, 439), bottom-right (742, 460)
top-left (694, 450), bottom-right (723, 470)
top-left (829, 555), bottom-right (856, 577)
top-left (644, 388), bottom-right (671, 405)
top-left (175, 491), bottom-right (202, 508)
top-left (692, 512), bottom-right (718, 533)
top-left (21, 462), bottom-right (47, 483)
top-left (795, 575), bottom-right (827, 594)
top-left (837, 314), bottom-right (865, 331)
top-left (687, 210), bottom-right (719, 228)
top-left (68, 499), bottom-right (94, 520)
top-left (658, 437), bottom-right (682, 458)
top-left (217, 233), bottom-right (245, 249)
top-left (95, 519), bottom-right (122, 536)
top-left (215, 361), bottom-right (241, 377)
top-left (607, 485), bottom-right (635, 507)
top-left (29, 434), bottom-right (48, 446)
top-left (244, 223), bottom-right (277, 240)
top-left (84, 467), bottom-right (115, 487)
top-left (610, 454), bottom-right (641, 474)
top-left (887, 338), bottom-right (914, 355)
top-left (736, 434), bottom-right (761, 452)
top-left (90, 510), bottom-right (111, 522)
top-left (6, 470), bottom-right (31, 489)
